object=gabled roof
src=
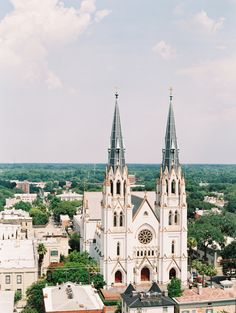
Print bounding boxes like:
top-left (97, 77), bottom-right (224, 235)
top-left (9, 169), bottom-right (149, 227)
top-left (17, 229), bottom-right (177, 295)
top-left (124, 284), bottom-right (135, 296)
top-left (149, 282), bottom-right (162, 293)
top-left (122, 282), bottom-right (175, 308)
top-left (162, 92), bottom-right (180, 172)
top-left (108, 93), bottom-right (125, 171)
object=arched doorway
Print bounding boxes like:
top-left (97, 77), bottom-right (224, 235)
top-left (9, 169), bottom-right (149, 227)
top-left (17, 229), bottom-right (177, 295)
top-left (169, 268), bottom-right (176, 279)
top-left (141, 267), bottom-right (150, 281)
top-left (115, 270), bottom-right (122, 283)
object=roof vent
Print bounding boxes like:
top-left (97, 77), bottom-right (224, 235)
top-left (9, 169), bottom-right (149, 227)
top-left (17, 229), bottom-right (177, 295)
top-left (66, 286), bottom-right (74, 299)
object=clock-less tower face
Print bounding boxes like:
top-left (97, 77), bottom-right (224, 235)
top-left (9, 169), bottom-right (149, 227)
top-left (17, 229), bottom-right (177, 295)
top-left (138, 229), bottom-right (153, 244)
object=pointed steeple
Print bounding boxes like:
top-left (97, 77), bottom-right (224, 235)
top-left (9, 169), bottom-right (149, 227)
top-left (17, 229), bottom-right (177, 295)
top-left (108, 92), bottom-right (125, 170)
top-left (162, 88), bottom-right (180, 171)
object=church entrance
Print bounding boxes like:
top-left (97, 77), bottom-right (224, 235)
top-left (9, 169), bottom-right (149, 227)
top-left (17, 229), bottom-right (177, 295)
top-left (169, 268), bottom-right (176, 279)
top-left (115, 271), bottom-right (122, 283)
top-left (141, 267), bottom-right (150, 281)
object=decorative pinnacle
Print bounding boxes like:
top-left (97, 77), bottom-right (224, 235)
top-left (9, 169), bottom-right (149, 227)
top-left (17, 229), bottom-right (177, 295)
top-left (169, 86), bottom-right (173, 102)
top-left (114, 86), bottom-right (119, 99)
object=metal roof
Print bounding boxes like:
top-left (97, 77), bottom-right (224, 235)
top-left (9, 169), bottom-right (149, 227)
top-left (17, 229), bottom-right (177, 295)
top-left (108, 93), bottom-right (126, 171)
top-left (162, 94), bottom-right (180, 171)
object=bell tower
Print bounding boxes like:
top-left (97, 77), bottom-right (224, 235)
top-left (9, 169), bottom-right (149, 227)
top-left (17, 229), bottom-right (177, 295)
top-left (157, 89), bottom-right (188, 285)
top-left (100, 92), bottom-right (133, 287)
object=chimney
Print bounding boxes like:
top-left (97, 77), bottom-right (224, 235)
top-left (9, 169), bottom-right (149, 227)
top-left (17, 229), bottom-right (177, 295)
top-left (197, 283), bottom-right (202, 295)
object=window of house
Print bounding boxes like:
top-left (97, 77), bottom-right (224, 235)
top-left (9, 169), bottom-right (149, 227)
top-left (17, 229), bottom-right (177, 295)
top-left (17, 275), bottom-right (22, 284)
top-left (17, 288), bottom-right (22, 295)
top-left (163, 307), bottom-right (168, 312)
top-left (5, 275), bottom-right (11, 284)
top-left (182, 311), bottom-right (189, 313)
top-left (50, 250), bottom-right (58, 257)
top-left (206, 309), bottom-right (213, 313)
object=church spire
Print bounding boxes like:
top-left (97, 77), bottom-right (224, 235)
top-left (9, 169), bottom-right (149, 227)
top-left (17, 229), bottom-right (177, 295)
top-left (108, 92), bottom-right (125, 171)
top-left (162, 88), bottom-right (180, 171)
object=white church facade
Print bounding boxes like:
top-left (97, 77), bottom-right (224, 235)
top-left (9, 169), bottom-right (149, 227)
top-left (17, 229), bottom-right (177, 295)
top-left (76, 92), bottom-right (188, 287)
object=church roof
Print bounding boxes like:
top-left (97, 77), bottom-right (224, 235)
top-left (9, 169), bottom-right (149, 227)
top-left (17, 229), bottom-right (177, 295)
top-left (162, 91), bottom-right (180, 171)
top-left (82, 191), bottom-right (156, 221)
top-left (122, 282), bottom-right (175, 308)
top-left (108, 93), bottom-right (125, 171)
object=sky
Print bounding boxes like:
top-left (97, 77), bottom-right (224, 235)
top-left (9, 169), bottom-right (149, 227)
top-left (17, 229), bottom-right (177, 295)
top-left (0, 0), bottom-right (236, 164)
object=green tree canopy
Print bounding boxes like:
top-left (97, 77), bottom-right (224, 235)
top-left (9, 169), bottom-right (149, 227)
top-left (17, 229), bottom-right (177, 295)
top-left (167, 278), bottom-right (182, 297)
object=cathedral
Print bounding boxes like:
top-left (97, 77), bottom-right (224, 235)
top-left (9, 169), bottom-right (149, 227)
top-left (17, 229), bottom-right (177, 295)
top-left (77, 91), bottom-right (188, 287)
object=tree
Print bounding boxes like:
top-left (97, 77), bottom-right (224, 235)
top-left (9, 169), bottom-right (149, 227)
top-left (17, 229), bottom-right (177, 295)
top-left (14, 290), bottom-right (22, 303)
top-left (29, 208), bottom-right (49, 225)
top-left (25, 280), bottom-right (48, 313)
top-left (167, 278), bottom-right (182, 297)
top-left (14, 201), bottom-right (32, 212)
top-left (221, 240), bottom-right (236, 274)
top-left (188, 216), bottom-right (224, 259)
top-left (37, 243), bottom-right (47, 277)
top-left (91, 273), bottom-right (106, 289)
top-left (21, 308), bottom-right (38, 313)
top-left (69, 232), bottom-right (80, 251)
top-left (187, 237), bottom-right (197, 269)
top-left (192, 260), bottom-right (217, 286)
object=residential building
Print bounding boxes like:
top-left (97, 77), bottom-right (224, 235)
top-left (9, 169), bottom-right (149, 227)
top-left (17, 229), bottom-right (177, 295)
top-left (57, 191), bottom-right (83, 202)
top-left (77, 92), bottom-right (187, 287)
top-left (122, 283), bottom-right (175, 313)
top-left (43, 282), bottom-right (105, 313)
top-left (174, 283), bottom-right (236, 313)
top-left (0, 239), bottom-right (38, 297)
top-left (5, 193), bottom-right (37, 208)
top-left (11, 180), bottom-right (30, 194)
top-left (0, 208), bottom-right (33, 239)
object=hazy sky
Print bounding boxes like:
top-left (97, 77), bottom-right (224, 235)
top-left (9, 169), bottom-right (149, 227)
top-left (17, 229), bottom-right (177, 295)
top-left (0, 0), bottom-right (236, 164)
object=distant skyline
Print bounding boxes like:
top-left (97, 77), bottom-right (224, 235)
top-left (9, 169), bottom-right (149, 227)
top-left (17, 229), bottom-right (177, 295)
top-left (0, 0), bottom-right (236, 164)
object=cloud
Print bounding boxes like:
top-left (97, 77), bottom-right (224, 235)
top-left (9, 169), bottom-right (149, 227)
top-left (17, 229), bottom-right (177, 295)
top-left (152, 40), bottom-right (176, 60)
top-left (180, 56), bottom-right (236, 106)
top-left (0, 0), bottom-right (109, 89)
top-left (193, 10), bottom-right (225, 33)
top-left (95, 10), bottom-right (111, 23)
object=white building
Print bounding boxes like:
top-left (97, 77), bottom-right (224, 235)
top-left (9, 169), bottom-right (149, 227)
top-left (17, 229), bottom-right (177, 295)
top-left (43, 282), bottom-right (105, 313)
top-left (0, 209), bottom-right (33, 239)
top-left (57, 191), bottom-right (83, 202)
top-left (77, 92), bottom-right (188, 288)
top-left (5, 193), bottom-right (37, 208)
top-left (0, 239), bottom-right (38, 297)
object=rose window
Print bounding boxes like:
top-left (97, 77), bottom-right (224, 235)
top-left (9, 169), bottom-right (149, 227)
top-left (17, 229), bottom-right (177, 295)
top-left (138, 229), bottom-right (153, 244)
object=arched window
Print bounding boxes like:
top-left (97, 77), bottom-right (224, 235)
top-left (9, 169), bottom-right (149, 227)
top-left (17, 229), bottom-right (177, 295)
top-left (115, 271), bottom-right (122, 283)
top-left (119, 212), bottom-right (124, 227)
top-left (117, 242), bottom-right (120, 256)
top-left (113, 212), bottom-right (117, 227)
top-left (169, 268), bottom-right (176, 280)
top-left (171, 180), bottom-right (176, 194)
top-left (178, 181), bottom-right (181, 195)
top-left (171, 241), bottom-right (175, 254)
top-left (124, 181), bottom-right (126, 196)
top-left (166, 180), bottom-right (169, 194)
top-left (169, 211), bottom-right (172, 225)
top-left (174, 210), bottom-right (178, 224)
top-left (110, 180), bottom-right (113, 195)
top-left (117, 181), bottom-right (121, 195)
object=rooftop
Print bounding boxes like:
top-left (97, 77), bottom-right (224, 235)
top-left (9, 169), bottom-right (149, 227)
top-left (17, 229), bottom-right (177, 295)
top-left (174, 284), bottom-right (236, 304)
top-left (83, 191), bottom-right (156, 221)
top-left (0, 239), bottom-right (36, 269)
top-left (43, 282), bottom-right (104, 312)
top-left (0, 208), bottom-right (31, 220)
top-left (122, 283), bottom-right (175, 308)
